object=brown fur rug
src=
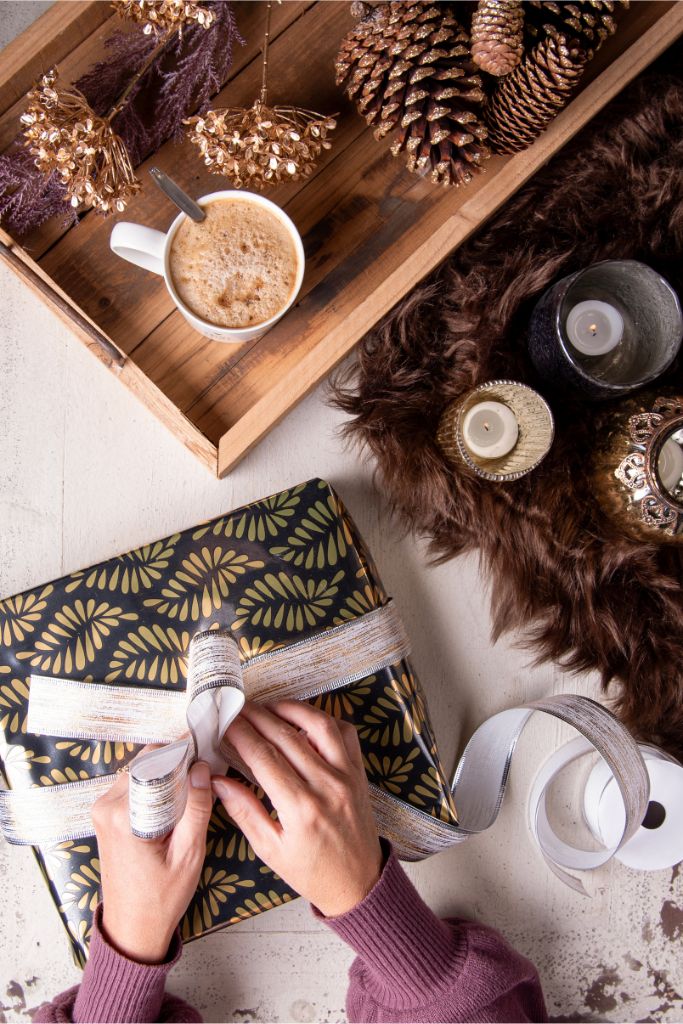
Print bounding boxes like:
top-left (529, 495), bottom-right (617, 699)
top-left (332, 46), bottom-right (683, 756)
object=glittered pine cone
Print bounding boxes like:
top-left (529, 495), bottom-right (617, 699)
top-left (485, 33), bottom-right (588, 153)
top-left (525, 0), bottom-right (629, 61)
top-left (336, 0), bottom-right (490, 187)
top-left (471, 0), bottom-right (524, 77)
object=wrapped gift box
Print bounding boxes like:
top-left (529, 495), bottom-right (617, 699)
top-left (0, 479), bottom-right (456, 963)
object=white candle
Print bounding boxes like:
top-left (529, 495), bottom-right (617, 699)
top-left (462, 401), bottom-right (519, 460)
top-left (565, 299), bottom-right (624, 356)
top-left (657, 438), bottom-right (683, 494)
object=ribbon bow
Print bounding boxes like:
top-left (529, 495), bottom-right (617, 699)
top-left (21, 603), bottom-right (410, 840)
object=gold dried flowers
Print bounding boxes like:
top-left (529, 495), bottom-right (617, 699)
top-left (186, 1), bottom-right (336, 190)
top-left (111, 0), bottom-right (215, 34)
top-left (186, 102), bottom-right (337, 190)
top-left (20, 70), bottom-right (139, 214)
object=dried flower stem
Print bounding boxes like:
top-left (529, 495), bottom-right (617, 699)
top-left (260, 0), bottom-right (272, 105)
top-left (186, 101), bottom-right (336, 189)
top-left (18, 24), bottom-right (179, 217)
top-left (21, 70), bottom-right (142, 213)
top-left (107, 27), bottom-right (176, 121)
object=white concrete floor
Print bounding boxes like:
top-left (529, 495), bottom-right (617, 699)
top-left (1, 4), bottom-right (682, 1021)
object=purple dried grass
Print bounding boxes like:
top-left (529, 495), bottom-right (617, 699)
top-left (0, 146), bottom-right (76, 236)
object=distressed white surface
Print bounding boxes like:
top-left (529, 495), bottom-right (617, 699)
top-left (0, 0), bottom-right (52, 42)
top-left (0, 5), bottom-right (682, 1021)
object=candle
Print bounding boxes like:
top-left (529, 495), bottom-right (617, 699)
top-left (462, 401), bottom-right (519, 460)
top-left (565, 299), bottom-right (624, 357)
top-left (657, 437), bottom-right (683, 494)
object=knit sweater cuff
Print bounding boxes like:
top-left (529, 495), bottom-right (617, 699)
top-left (73, 905), bottom-right (182, 1024)
top-left (317, 843), bottom-right (467, 1009)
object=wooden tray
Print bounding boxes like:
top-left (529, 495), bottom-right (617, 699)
top-left (1, 1), bottom-right (682, 477)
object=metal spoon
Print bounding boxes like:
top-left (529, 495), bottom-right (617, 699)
top-left (149, 167), bottom-right (205, 223)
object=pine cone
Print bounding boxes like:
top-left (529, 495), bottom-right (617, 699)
top-left (471, 0), bottom-right (524, 77)
top-left (525, 0), bottom-right (629, 61)
top-left (485, 34), bottom-right (587, 153)
top-left (335, 1), bottom-right (490, 187)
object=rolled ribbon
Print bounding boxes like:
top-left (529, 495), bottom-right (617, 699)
top-left (0, 600), bottom-right (651, 893)
top-left (539, 738), bottom-right (683, 874)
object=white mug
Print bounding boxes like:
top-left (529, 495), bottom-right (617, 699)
top-left (109, 190), bottom-right (305, 343)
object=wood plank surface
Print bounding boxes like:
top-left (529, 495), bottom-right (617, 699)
top-left (186, 135), bottom-right (436, 434)
top-left (214, 0), bottom-right (683, 475)
top-left (0, 1), bottom-right (108, 119)
top-left (131, 121), bottom-right (385, 412)
top-left (1, 0), bottom-right (680, 477)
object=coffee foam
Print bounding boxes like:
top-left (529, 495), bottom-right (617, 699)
top-left (169, 199), bottom-right (299, 329)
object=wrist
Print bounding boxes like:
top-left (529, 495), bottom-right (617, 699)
top-left (101, 909), bottom-right (174, 965)
top-left (316, 842), bottom-right (384, 917)
top-left (316, 882), bottom-right (378, 918)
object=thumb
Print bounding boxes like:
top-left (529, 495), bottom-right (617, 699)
top-left (171, 761), bottom-right (213, 856)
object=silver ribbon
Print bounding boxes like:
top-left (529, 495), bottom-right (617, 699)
top-left (1, 604), bottom-right (410, 842)
top-left (0, 600), bottom-right (650, 891)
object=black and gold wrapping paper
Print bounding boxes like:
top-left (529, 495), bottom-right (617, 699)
top-left (0, 479), bottom-right (456, 964)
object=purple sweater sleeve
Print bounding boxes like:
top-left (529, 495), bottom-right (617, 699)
top-left (34, 852), bottom-right (545, 1024)
top-left (33, 905), bottom-right (201, 1024)
top-left (320, 847), bottom-right (548, 1023)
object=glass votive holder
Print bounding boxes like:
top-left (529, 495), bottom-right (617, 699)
top-left (436, 380), bottom-right (555, 482)
top-left (592, 392), bottom-right (683, 544)
top-left (528, 260), bottom-right (683, 399)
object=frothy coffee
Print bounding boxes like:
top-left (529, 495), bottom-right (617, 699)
top-left (169, 198), bottom-right (299, 329)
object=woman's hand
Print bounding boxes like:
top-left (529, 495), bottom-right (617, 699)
top-left (211, 701), bottom-right (383, 918)
top-left (91, 759), bottom-right (213, 963)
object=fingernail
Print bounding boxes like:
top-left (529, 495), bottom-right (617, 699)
top-left (190, 761), bottom-right (210, 789)
top-left (211, 777), bottom-right (229, 796)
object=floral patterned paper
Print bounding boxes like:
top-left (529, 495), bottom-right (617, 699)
top-left (0, 479), bottom-right (456, 965)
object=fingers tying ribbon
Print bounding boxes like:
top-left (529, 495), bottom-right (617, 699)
top-left (5, 603), bottom-right (410, 842)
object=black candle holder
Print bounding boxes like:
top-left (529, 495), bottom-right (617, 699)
top-left (528, 260), bottom-right (682, 399)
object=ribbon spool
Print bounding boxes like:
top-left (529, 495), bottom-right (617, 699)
top-left (584, 743), bottom-right (683, 871)
top-left (530, 738), bottom-right (683, 889)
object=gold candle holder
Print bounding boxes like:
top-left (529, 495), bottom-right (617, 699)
top-left (436, 380), bottom-right (555, 482)
top-left (593, 393), bottom-right (683, 544)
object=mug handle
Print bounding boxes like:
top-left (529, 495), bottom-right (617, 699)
top-left (110, 222), bottom-right (166, 275)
